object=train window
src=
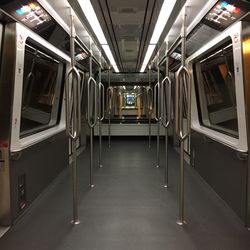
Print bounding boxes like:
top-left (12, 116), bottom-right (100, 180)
top-left (20, 42), bottom-right (64, 137)
top-left (194, 39), bottom-right (238, 138)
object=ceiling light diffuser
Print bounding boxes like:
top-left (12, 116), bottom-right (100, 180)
top-left (140, 0), bottom-right (176, 72)
top-left (140, 44), bottom-right (156, 73)
top-left (78, 0), bottom-right (119, 72)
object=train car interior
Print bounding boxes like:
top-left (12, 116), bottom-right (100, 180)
top-left (1, 0), bottom-right (250, 249)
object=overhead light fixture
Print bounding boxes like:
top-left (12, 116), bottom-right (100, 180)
top-left (78, 0), bottom-right (119, 72)
top-left (140, 45), bottom-right (156, 73)
top-left (140, 0), bottom-right (176, 72)
top-left (102, 45), bottom-right (119, 73)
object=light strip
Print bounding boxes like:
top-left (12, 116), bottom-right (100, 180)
top-left (150, 0), bottom-right (176, 44)
top-left (78, 0), bottom-right (107, 44)
top-left (78, 0), bottom-right (119, 72)
top-left (102, 45), bottom-right (119, 73)
top-left (140, 45), bottom-right (156, 73)
top-left (140, 0), bottom-right (176, 72)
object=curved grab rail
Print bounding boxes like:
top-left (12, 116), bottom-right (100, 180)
top-left (106, 87), bottom-right (114, 116)
top-left (146, 87), bottom-right (153, 114)
top-left (175, 65), bottom-right (191, 141)
top-left (154, 82), bottom-right (160, 121)
top-left (99, 82), bottom-right (105, 121)
top-left (65, 66), bottom-right (81, 140)
top-left (161, 76), bottom-right (172, 128)
top-left (87, 76), bottom-right (98, 128)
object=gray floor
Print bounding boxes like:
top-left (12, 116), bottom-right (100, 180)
top-left (0, 137), bottom-right (250, 250)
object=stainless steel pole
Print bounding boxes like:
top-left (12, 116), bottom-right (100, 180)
top-left (67, 10), bottom-right (81, 225)
top-left (163, 39), bottom-right (171, 188)
top-left (175, 7), bottom-right (191, 226)
top-left (148, 66), bottom-right (152, 148)
top-left (98, 65), bottom-right (103, 168)
top-left (157, 119), bottom-right (160, 168)
top-left (108, 67), bottom-right (111, 148)
top-left (90, 127), bottom-right (94, 187)
top-left (87, 39), bottom-right (98, 188)
top-left (156, 60), bottom-right (160, 168)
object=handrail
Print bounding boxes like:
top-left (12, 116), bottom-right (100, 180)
top-left (99, 82), bottom-right (105, 121)
top-left (154, 82), bottom-right (160, 121)
top-left (87, 76), bottom-right (98, 128)
top-left (175, 7), bottom-right (190, 226)
top-left (106, 86), bottom-right (114, 116)
top-left (175, 65), bottom-right (191, 141)
top-left (146, 87), bottom-right (153, 114)
top-left (65, 66), bottom-right (81, 140)
top-left (161, 76), bottom-right (172, 128)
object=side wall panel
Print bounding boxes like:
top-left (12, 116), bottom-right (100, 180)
top-left (10, 132), bottom-right (68, 222)
top-left (190, 130), bottom-right (247, 222)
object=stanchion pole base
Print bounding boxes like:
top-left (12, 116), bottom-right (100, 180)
top-left (156, 165), bottom-right (160, 168)
top-left (163, 184), bottom-right (169, 188)
top-left (71, 220), bottom-right (80, 225)
top-left (90, 184), bottom-right (95, 188)
top-left (99, 164), bottom-right (103, 168)
top-left (176, 220), bottom-right (186, 226)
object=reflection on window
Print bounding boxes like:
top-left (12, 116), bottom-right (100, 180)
top-left (20, 41), bottom-right (64, 137)
top-left (194, 39), bottom-right (238, 138)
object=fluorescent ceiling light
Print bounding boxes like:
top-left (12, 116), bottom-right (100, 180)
top-left (102, 45), bottom-right (119, 72)
top-left (78, 0), bottom-right (119, 72)
top-left (140, 0), bottom-right (176, 72)
top-left (140, 45), bottom-right (156, 73)
top-left (150, 0), bottom-right (176, 44)
top-left (78, 0), bottom-right (107, 44)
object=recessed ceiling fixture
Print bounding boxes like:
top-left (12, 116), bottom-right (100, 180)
top-left (78, 0), bottom-right (119, 72)
top-left (140, 0), bottom-right (177, 72)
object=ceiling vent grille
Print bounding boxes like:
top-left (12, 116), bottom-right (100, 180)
top-left (117, 7), bottom-right (138, 14)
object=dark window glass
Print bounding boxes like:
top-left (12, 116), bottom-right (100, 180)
top-left (20, 42), bottom-right (64, 137)
top-left (194, 39), bottom-right (238, 138)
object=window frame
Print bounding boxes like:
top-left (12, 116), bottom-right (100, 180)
top-left (194, 39), bottom-right (239, 138)
top-left (187, 21), bottom-right (248, 152)
top-left (10, 23), bottom-right (70, 152)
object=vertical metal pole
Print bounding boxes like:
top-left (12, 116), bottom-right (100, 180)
top-left (164, 129), bottom-right (169, 187)
top-left (99, 122), bottom-right (103, 168)
top-left (108, 67), bottom-right (111, 148)
top-left (156, 57), bottom-right (160, 168)
top-left (148, 66), bottom-right (152, 148)
top-left (69, 10), bottom-right (80, 225)
top-left (90, 127), bottom-right (94, 187)
top-left (176, 7), bottom-right (188, 226)
top-left (89, 39), bottom-right (94, 188)
top-left (177, 140), bottom-right (185, 224)
top-left (156, 120), bottom-right (160, 168)
top-left (98, 61), bottom-right (103, 168)
top-left (164, 40), bottom-right (170, 188)
top-left (71, 140), bottom-right (79, 223)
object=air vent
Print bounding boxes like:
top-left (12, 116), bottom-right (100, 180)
top-left (125, 49), bottom-right (134, 53)
top-left (118, 7), bottom-right (137, 14)
top-left (119, 24), bottom-right (140, 30)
